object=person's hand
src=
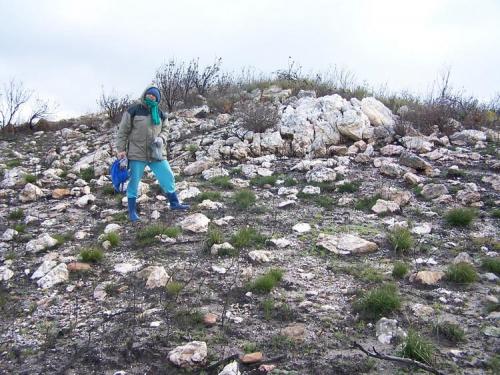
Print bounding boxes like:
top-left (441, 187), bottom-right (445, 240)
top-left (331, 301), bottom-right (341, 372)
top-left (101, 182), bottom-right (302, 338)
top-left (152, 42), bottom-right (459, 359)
top-left (117, 151), bottom-right (126, 159)
top-left (153, 137), bottom-right (164, 147)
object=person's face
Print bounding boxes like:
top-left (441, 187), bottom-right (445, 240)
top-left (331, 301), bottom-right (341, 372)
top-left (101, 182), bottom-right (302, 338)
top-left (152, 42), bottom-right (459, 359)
top-left (146, 93), bottom-right (157, 102)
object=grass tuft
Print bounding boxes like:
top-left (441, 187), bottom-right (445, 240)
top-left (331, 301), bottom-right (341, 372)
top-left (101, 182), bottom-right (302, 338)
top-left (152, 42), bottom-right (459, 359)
top-left (353, 283), bottom-right (401, 321)
top-left (165, 281), bottom-right (183, 297)
top-left (337, 180), bottom-right (361, 193)
top-left (232, 190), bottom-right (256, 210)
top-left (400, 329), bottom-right (435, 365)
top-left (24, 174), bottom-right (37, 183)
top-left (249, 268), bottom-right (284, 294)
top-left (79, 247), bottom-right (104, 263)
top-left (204, 225), bottom-right (225, 250)
top-left (79, 167), bottom-right (95, 182)
top-left (387, 227), bottom-right (414, 253)
top-left (210, 176), bottom-right (233, 189)
top-left (231, 227), bottom-right (267, 249)
top-left (7, 209), bottom-right (24, 221)
top-left (101, 232), bottom-right (120, 247)
top-left (136, 224), bottom-right (181, 245)
top-left (250, 175), bottom-right (278, 187)
top-left (392, 261), bottom-right (409, 279)
top-left (433, 322), bottom-right (465, 343)
top-left (444, 208), bottom-right (476, 227)
top-left (446, 262), bottom-right (478, 284)
top-left (195, 191), bottom-right (222, 202)
top-left (355, 194), bottom-right (381, 211)
top-left (481, 257), bottom-right (500, 275)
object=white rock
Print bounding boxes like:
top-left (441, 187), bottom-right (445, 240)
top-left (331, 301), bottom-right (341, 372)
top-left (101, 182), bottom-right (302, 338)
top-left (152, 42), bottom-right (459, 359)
top-left (306, 166), bottom-right (336, 183)
top-left (412, 223), bottom-right (432, 235)
top-left (202, 168), bottom-right (229, 180)
top-left (270, 238), bottom-right (292, 248)
top-left (359, 97), bottom-right (396, 127)
top-left (31, 260), bottom-right (58, 279)
top-left (248, 250), bottom-right (273, 263)
top-left (178, 187), bottom-right (201, 201)
top-left (75, 194), bottom-right (96, 207)
top-left (302, 186), bottom-right (321, 195)
top-left (19, 183), bottom-right (43, 202)
top-left (210, 242), bottom-right (234, 256)
top-left (212, 216), bottom-right (235, 226)
top-left (376, 318), bottom-right (406, 344)
top-left (104, 223), bottom-right (121, 234)
top-left (168, 341), bottom-right (207, 367)
top-left (0, 266), bottom-right (14, 281)
top-left (218, 361), bottom-right (240, 375)
top-left (198, 199), bottom-right (223, 210)
top-left (184, 160), bottom-right (212, 176)
top-left (179, 213), bottom-right (210, 233)
top-left (37, 263), bottom-right (68, 289)
top-left (26, 233), bottom-right (59, 253)
top-left (114, 262), bottom-right (142, 274)
top-left (137, 266), bottom-right (170, 289)
top-left (371, 199), bottom-right (400, 214)
top-left (278, 200), bottom-right (297, 208)
top-left (2, 228), bottom-right (18, 241)
top-left (316, 233), bottom-right (378, 255)
top-left (293, 223), bottom-right (311, 234)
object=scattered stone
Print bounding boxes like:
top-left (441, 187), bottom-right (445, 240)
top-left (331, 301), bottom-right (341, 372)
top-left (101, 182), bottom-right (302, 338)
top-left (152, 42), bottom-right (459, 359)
top-left (2, 228), bottom-right (18, 241)
top-left (67, 262), bottom-right (91, 272)
top-left (411, 303), bottom-right (435, 318)
top-left (168, 341), bottom-right (207, 368)
top-left (376, 317), bottom-right (406, 344)
top-left (302, 185), bottom-right (321, 195)
top-left (19, 183), bottom-right (44, 202)
top-left (241, 352), bottom-right (263, 364)
top-left (26, 233), bottom-right (59, 253)
top-left (281, 323), bottom-right (306, 341)
top-left (410, 270), bottom-right (445, 286)
top-left (0, 266), bottom-right (14, 281)
top-left (453, 252), bottom-right (473, 264)
top-left (183, 160), bottom-right (212, 176)
top-left (248, 250), bottom-right (273, 263)
top-left (316, 233), bottom-right (378, 255)
top-left (269, 238), bottom-right (292, 248)
top-left (218, 361), bottom-right (240, 375)
top-left (52, 188), bottom-right (71, 199)
top-left (104, 223), bottom-right (121, 233)
top-left (37, 263), bottom-right (69, 289)
top-left (178, 186), bottom-right (201, 201)
top-left (411, 223), bottom-right (432, 235)
top-left (137, 266), bottom-right (170, 289)
top-left (75, 194), bottom-right (96, 207)
top-left (305, 167), bottom-right (336, 183)
top-left (371, 199), bottom-right (400, 214)
top-left (211, 242), bottom-right (235, 256)
top-left (203, 313), bottom-right (217, 326)
top-left (421, 184), bottom-right (448, 200)
top-left (399, 151), bottom-right (432, 171)
top-left (180, 213), bottom-right (210, 233)
top-left (293, 223), bottom-right (311, 234)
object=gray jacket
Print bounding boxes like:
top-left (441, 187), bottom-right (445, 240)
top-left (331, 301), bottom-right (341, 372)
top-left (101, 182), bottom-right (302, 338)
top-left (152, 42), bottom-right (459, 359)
top-left (115, 85), bottom-right (169, 161)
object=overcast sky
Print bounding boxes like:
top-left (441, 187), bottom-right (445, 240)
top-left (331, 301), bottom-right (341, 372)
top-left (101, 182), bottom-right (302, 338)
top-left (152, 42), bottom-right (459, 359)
top-left (1, 0), bottom-right (499, 119)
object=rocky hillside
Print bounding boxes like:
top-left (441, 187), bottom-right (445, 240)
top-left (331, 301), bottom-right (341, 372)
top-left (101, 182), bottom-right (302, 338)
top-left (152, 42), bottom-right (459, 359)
top-left (0, 88), bottom-right (499, 374)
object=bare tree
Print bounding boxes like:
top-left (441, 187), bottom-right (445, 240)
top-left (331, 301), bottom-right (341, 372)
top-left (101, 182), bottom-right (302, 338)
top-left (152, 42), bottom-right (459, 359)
top-left (154, 59), bottom-right (185, 111)
top-left (194, 58), bottom-right (222, 95)
top-left (0, 79), bottom-right (32, 130)
top-left (97, 89), bottom-right (131, 123)
top-left (27, 97), bottom-right (56, 130)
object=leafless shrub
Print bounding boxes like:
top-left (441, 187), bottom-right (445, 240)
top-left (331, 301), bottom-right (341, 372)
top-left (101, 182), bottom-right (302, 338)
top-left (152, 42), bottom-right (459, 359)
top-left (0, 79), bottom-right (32, 131)
top-left (27, 97), bottom-right (56, 129)
top-left (236, 100), bottom-right (279, 133)
top-left (97, 89), bottom-right (131, 123)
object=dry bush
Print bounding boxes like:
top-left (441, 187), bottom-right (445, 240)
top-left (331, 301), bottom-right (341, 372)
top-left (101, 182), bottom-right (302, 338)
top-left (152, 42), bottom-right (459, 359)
top-left (98, 90), bottom-right (131, 123)
top-left (235, 100), bottom-right (279, 133)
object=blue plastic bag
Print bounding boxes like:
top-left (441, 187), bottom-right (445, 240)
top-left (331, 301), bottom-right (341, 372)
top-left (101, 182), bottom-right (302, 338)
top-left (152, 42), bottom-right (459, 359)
top-left (110, 158), bottom-right (129, 193)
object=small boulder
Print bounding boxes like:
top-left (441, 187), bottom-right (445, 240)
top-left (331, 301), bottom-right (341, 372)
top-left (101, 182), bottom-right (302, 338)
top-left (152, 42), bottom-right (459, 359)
top-left (168, 341), bottom-right (207, 368)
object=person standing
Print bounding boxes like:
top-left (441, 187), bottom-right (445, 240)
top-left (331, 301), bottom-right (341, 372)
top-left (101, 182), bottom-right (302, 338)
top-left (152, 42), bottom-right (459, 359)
top-left (115, 84), bottom-right (189, 222)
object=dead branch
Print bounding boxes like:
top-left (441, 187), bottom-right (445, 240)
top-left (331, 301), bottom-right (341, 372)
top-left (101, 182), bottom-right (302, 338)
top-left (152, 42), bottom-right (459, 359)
top-left (352, 341), bottom-right (446, 375)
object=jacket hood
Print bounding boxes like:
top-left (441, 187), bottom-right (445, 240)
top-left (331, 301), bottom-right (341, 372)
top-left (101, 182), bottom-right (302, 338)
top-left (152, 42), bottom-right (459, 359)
top-left (139, 84), bottom-right (161, 105)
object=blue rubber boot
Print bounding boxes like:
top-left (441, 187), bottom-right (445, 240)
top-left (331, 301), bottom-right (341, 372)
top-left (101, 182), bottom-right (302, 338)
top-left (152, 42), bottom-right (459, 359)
top-left (127, 197), bottom-right (141, 222)
top-left (166, 192), bottom-right (190, 211)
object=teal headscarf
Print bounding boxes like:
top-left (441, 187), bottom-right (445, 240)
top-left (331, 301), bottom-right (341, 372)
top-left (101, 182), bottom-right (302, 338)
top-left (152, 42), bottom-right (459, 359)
top-left (144, 97), bottom-right (161, 126)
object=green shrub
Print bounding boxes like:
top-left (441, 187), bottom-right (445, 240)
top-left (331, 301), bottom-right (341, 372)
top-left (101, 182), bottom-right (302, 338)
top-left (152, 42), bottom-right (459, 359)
top-left (196, 191), bottom-right (222, 202)
top-left (355, 194), bottom-right (381, 211)
top-left (353, 283), bottom-right (401, 320)
top-left (262, 298), bottom-right (275, 320)
top-left (210, 176), bottom-right (233, 189)
top-left (284, 177), bottom-right (297, 186)
top-left (102, 185), bottom-right (116, 195)
top-left (24, 174), bottom-right (37, 183)
top-left (13, 224), bottom-right (26, 233)
top-left (6, 159), bottom-right (21, 168)
top-left (491, 209), bottom-right (500, 219)
top-left (173, 309), bottom-right (204, 328)
top-left (243, 342), bottom-right (258, 354)
top-left (52, 232), bottom-right (74, 247)
top-left (232, 190), bottom-right (256, 210)
top-left (313, 195), bottom-right (335, 208)
top-left (7, 209), bottom-right (24, 221)
top-left (79, 247), bottom-right (104, 263)
top-left (186, 144), bottom-right (199, 154)
top-left (205, 226), bottom-right (224, 250)
top-left (79, 167), bottom-right (95, 182)
top-left (101, 232), bottom-right (120, 247)
top-left (310, 181), bottom-right (336, 193)
top-left (445, 208), bottom-right (476, 227)
top-left (250, 175), bottom-right (278, 187)
top-left (337, 181), bottom-right (361, 193)
top-left (481, 257), bottom-right (500, 275)
top-left (249, 268), bottom-right (284, 294)
top-left (392, 261), bottom-right (409, 279)
top-left (446, 262), bottom-right (478, 284)
top-left (269, 334), bottom-right (295, 351)
top-left (166, 281), bottom-right (183, 297)
top-left (231, 227), bottom-right (267, 249)
top-left (400, 330), bottom-right (435, 365)
top-left (387, 228), bottom-right (414, 253)
top-left (433, 322), bottom-right (465, 343)
top-left (104, 283), bottom-right (120, 297)
top-left (136, 224), bottom-right (181, 245)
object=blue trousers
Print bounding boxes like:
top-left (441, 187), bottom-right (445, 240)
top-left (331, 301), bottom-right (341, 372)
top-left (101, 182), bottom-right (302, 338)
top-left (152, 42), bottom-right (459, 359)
top-left (127, 159), bottom-right (176, 199)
